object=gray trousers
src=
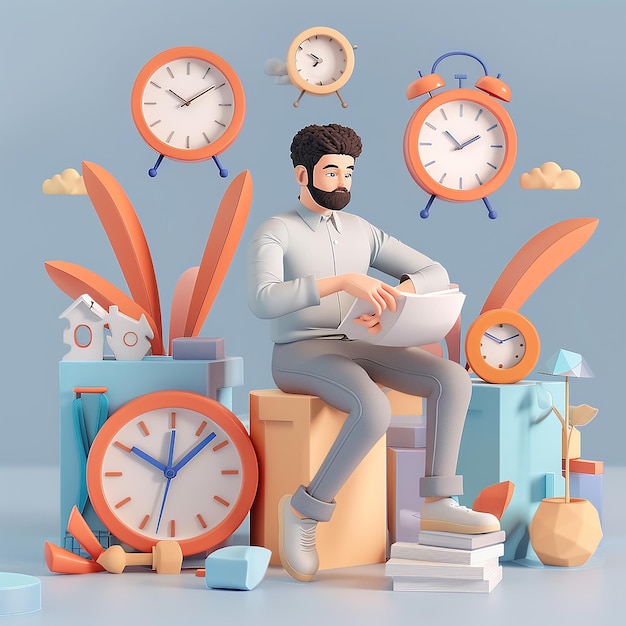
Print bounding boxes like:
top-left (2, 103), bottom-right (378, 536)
top-left (272, 337), bottom-right (471, 522)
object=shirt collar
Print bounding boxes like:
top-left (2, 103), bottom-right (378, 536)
top-left (296, 203), bottom-right (342, 233)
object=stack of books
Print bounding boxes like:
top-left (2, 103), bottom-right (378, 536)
top-left (385, 529), bottom-right (506, 593)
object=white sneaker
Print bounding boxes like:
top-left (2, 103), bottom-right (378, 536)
top-left (421, 498), bottom-right (501, 534)
top-left (278, 494), bottom-right (319, 582)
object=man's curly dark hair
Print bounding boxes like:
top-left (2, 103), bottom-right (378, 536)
top-left (290, 124), bottom-right (363, 173)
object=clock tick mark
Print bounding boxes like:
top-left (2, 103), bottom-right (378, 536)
top-left (425, 122), bottom-right (437, 131)
top-left (213, 440), bottom-right (230, 452)
top-left (166, 131), bottom-right (174, 144)
top-left (149, 81), bottom-right (161, 89)
top-left (104, 471), bottom-right (123, 477)
top-left (424, 160), bottom-right (435, 168)
top-left (115, 497), bottom-right (131, 509)
top-left (475, 173), bottom-right (483, 185)
top-left (138, 421), bottom-right (150, 436)
top-left (222, 469), bottom-right (239, 475)
top-left (149, 120), bottom-right (161, 128)
top-left (439, 108), bottom-right (448, 121)
top-left (487, 162), bottom-right (497, 170)
top-left (170, 520), bottom-right (176, 537)
top-left (475, 109), bottom-right (483, 121)
top-left (203, 132), bottom-right (211, 144)
top-left (139, 515), bottom-right (150, 530)
top-left (166, 67), bottom-right (174, 79)
top-left (214, 496), bottom-right (230, 507)
top-left (114, 441), bottom-right (132, 453)
top-left (196, 421), bottom-right (208, 437)
top-left (439, 172), bottom-right (447, 184)
top-left (170, 412), bottom-right (176, 429)
top-left (197, 514), bottom-right (208, 529)
top-left (459, 177), bottom-right (463, 189)
top-left (487, 124), bottom-right (498, 132)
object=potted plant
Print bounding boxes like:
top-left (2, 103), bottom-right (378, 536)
top-left (529, 349), bottom-right (602, 566)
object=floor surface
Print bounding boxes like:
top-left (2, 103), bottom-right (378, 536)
top-left (1, 466), bottom-right (624, 625)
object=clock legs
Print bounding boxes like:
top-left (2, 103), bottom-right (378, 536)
top-left (420, 194), bottom-right (498, 219)
top-left (148, 154), bottom-right (164, 177)
top-left (420, 194), bottom-right (437, 219)
top-left (483, 196), bottom-right (497, 219)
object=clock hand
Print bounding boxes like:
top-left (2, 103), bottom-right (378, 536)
top-left (443, 130), bottom-right (462, 149)
top-left (501, 333), bottom-right (521, 342)
top-left (483, 332), bottom-right (503, 344)
top-left (172, 431), bottom-right (217, 473)
top-left (182, 85), bottom-right (216, 107)
top-left (308, 53), bottom-right (323, 66)
top-left (155, 429), bottom-right (177, 534)
top-left (459, 135), bottom-right (481, 149)
top-left (130, 446), bottom-right (167, 472)
top-left (168, 89), bottom-right (190, 106)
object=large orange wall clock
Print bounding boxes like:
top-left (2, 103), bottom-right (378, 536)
top-left (465, 309), bottom-right (540, 384)
top-left (86, 390), bottom-right (258, 556)
top-left (131, 46), bottom-right (245, 178)
top-left (403, 51), bottom-right (517, 219)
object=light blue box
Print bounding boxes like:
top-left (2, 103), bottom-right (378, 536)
top-left (59, 355), bottom-right (243, 551)
top-left (570, 472), bottom-right (603, 522)
top-left (457, 380), bottom-right (565, 562)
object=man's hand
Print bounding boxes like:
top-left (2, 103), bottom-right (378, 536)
top-left (353, 312), bottom-right (383, 334)
top-left (318, 273), bottom-right (400, 315)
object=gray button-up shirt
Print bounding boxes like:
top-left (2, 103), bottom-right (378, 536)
top-left (248, 204), bottom-right (450, 343)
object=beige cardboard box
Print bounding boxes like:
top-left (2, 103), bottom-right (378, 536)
top-left (249, 389), bottom-right (387, 570)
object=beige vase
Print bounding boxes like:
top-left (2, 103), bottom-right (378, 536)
top-left (529, 497), bottom-right (603, 567)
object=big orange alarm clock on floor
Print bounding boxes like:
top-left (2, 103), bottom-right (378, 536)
top-left (131, 46), bottom-right (245, 178)
top-left (403, 51), bottom-right (517, 219)
top-left (86, 390), bottom-right (258, 556)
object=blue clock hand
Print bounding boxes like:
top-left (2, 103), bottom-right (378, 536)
top-left (501, 333), bottom-right (521, 342)
top-left (484, 332), bottom-right (503, 344)
top-left (459, 135), bottom-right (481, 149)
top-left (444, 130), bottom-right (462, 149)
top-left (172, 431), bottom-right (217, 473)
top-left (130, 446), bottom-right (167, 472)
top-left (155, 429), bottom-right (177, 534)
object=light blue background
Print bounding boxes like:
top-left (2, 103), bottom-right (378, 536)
top-left (1, 0), bottom-right (623, 467)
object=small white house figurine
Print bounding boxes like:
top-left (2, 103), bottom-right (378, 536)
top-left (59, 294), bottom-right (107, 361)
top-left (106, 305), bottom-right (154, 361)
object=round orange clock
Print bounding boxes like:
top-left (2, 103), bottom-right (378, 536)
top-left (131, 46), bottom-right (245, 175)
top-left (465, 309), bottom-right (540, 384)
top-left (403, 52), bottom-right (517, 218)
top-left (86, 390), bottom-right (258, 556)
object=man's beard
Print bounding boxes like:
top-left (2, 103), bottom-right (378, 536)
top-left (308, 183), bottom-right (351, 211)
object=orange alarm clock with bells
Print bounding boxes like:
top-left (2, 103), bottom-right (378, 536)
top-left (403, 51), bottom-right (517, 219)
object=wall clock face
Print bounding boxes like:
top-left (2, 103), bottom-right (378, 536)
top-left (286, 27), bottom-right (355, 95)
top-left (87, 391), bottom-right (257, 555)
top-left (465, 309), bottom-right (540, 384)
top-left (131, 47), bottom-right (245, 162)
top-left (404, 88), bottom-right (517, 202)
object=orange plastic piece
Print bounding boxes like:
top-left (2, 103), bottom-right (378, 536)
top-left (96, 541), bottom-right (183, 574)
top-left (73, 387), bottom-right (108, 395)
top-left (472, 481), bottom-right (515, 520)
top-left (44, 260), bottom-right (163, 355)
top-left (44, 542), bottom-right (104, 574)
top-left (67, 506), bottom-right (105, 561)
top-left (475, 75), bottom-right (512, 102)
top-left (184, 170), bottom-right (253, 336)
top-left (479, 218), bottom-right (599, 315)
top-left (406, 73), bottom-right (445, 100)
top-left (563, 458), bottom-right (604, 475)
top-left (82, 162), bottom-right (162, 339)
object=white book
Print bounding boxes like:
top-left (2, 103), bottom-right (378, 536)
top-left (390, 541), bottom-right (504, 565)
top-left (385, 557), bottom-right (500, 580)
top-left (417, 529), bottom-right (506, 551)
top-left (392, 566), bottom-right (503, 593)
top-left (337, 288), bottom-right (465, 347)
